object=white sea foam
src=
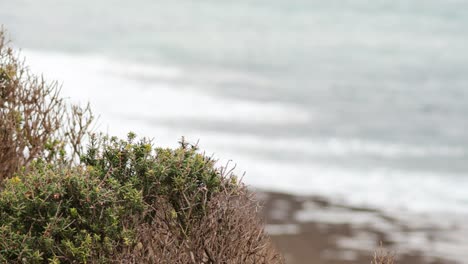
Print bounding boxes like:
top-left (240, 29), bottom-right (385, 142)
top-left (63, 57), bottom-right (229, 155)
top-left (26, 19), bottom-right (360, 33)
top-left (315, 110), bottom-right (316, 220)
top-left (23, 50), bottom-right (311, 127)
top-left (240, 157), bottom-right (468, 214)
top-left (199, 132), bottom-right (465, 158)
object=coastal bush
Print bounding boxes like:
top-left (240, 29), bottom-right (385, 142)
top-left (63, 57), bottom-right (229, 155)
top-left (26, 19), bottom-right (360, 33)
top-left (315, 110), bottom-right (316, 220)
top-left (117, 180), bottom-right (281, 263)
top-left (0, 161), bottom-right (145, 263)
top-left (0, 29), bottom-right (93, 181)
top-left (0, 133), bottom-right (283, 263)
top-left (85, 134), bottom-right (283, 263)
top-left (82, 134), bottom-right (231, 228)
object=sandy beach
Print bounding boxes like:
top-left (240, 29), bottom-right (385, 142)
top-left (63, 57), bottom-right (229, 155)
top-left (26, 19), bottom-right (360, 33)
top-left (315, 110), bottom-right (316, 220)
top-left (258, 191), bottom-right (462, 264)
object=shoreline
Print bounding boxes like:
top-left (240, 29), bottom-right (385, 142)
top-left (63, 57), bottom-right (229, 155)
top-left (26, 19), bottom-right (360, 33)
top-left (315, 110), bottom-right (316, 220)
top-left (257, 190), bottom-right (464, 264)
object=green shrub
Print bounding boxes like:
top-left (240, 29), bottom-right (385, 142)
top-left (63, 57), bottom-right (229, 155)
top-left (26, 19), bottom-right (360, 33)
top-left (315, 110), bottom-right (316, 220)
top-left (82, 134), bottom-right (229, 230)
top-left (0, 160), bottom-right (144, 263)
top-left (0, 133), bottom-right (282, 263)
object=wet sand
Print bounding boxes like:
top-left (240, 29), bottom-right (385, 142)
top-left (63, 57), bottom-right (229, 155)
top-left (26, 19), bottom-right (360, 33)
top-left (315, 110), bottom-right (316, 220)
top-left (257, 191), bottom-right (458, 264)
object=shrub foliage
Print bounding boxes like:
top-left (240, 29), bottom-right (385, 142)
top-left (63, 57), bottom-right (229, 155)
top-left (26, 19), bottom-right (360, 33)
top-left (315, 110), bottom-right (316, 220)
top-left (0, 162), bottom-right (144, 263)
top-left (0, 29), bottom-right (93, 181)
top-left (0, 135), bottom-right (282, 263)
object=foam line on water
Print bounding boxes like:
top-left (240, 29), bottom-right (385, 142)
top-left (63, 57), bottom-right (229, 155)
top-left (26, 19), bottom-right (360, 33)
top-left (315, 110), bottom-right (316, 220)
top-left (23, 49), bottom-right (310, 125)
top-left (198, 132), bottom-right (465, 158)
top-left (239, 158), bottom-right (468, 214)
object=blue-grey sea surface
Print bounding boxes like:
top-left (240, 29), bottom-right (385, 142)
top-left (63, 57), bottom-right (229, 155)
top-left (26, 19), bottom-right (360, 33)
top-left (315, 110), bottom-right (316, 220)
top-left (1, 0), bottom-right (468, 213)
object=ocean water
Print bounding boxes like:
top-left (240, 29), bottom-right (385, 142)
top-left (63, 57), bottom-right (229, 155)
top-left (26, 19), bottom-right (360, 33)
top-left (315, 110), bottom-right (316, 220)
top-left (1, 0), bottom-right (468, 214)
